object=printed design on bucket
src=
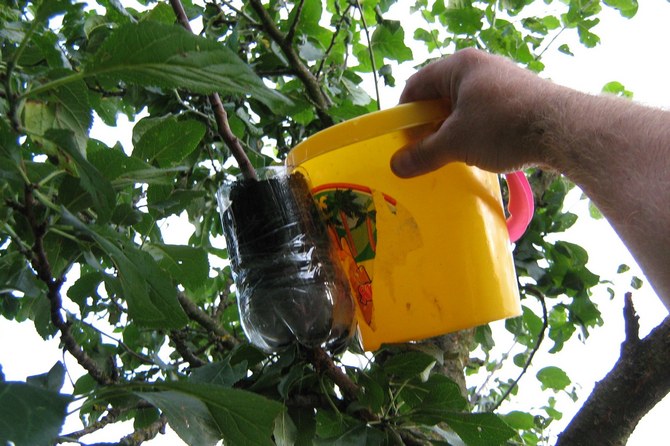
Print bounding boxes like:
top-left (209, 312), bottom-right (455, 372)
top-left (312, 183), bottom-right (397, 328)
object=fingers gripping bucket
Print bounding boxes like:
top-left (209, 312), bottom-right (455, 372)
top-left (286, 100), bottom-right (532, 351)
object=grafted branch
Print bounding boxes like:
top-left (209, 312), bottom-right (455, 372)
top-left (556, 294), bottom-right (670, 446)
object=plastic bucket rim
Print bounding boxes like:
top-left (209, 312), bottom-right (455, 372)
top-left (285, 99), bottom-right (449, 167)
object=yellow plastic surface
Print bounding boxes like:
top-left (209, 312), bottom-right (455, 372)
top-left (287, 100), bottom-right (521, 351)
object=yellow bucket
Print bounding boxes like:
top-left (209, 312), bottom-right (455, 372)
top-left (286, 100), bottom-right (531, 351)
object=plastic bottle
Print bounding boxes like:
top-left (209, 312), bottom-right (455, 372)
top-left (218, 167), bottom-right (355, 352)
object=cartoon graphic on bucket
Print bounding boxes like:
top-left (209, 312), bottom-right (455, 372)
top-left (312, 184), bottom-right (398, 330)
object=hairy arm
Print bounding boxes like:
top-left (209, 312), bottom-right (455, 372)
top-left (392, 48), bottom-right (670, 309)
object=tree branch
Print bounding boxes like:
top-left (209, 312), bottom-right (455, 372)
top-left (353, 0), bottom-right (381, 110)
top-left (247, 0), bottom-right (334, 127)
top-left (169, 328), bottom-right (206, 368)
top-left (316, 5), bottom-right (352, 79)
top-left (59, 408), bottom-right (122, 442)
top-left (169, 0), bottom-right (257, 180)
top-left (556, 296), bottom-right (670, 446)
top-left (285, 0), bottom-right (305, 45)
top-left (176, 292), bottom-right (238, 350)
top-left (22, 186), bottom-right (113, 386)
top-left (118, 414), bottom-right (167, 446)
top-left (305, 347), bottom-right (377, 422)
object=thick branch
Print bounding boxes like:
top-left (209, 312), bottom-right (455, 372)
top-left (169, 0), bottom-right (257, 180)
top-left (247, 0), bottom-right (334, 127)
top-left (556, 298), bottom-right (670, 446)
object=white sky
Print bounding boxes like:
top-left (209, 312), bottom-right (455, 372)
top-left (1, 0), bottom-right (669, 444)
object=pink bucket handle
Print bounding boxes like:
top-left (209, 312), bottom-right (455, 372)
top-left (504, 171), bottom-right (534, 243)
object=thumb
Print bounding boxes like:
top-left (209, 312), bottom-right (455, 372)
top-left (390, 119), bottom-right (463, 178)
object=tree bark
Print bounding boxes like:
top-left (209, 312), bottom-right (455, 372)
top-left (556, 296), bottom-right (670, 446)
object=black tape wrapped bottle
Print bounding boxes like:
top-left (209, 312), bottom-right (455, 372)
top-left (217, 167), bottom-right (355, 353)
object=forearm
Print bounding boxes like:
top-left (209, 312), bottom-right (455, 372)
top-left (538, 88), bottom-right (670, 308)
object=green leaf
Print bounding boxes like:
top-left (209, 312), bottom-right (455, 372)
top-left (133, 117), bottom-right (205, 167)
top-left (602, 81), bottom-right (633, 99)
top-left (630, 276), bottom-right (643, 290)
top-left (315, 410), bottom-right (358, 439)
top-left (26, 362), bottom-right (66, 393)
top-left (502, 410), bottom-right (535, 430)
top-left (141, 2), bottom-right (177, 24)
top-left (87, 141), bottom-right (153, 181)
top-left (189, 359), bottom-right (247, 388)
top-left (137, 390), bottom-right (221, 446)
top-left (558, 43), bottom-right (574, 56)
top-left (617, 264), bottom-right (630, 274)
top-left (443, 6), bottom-right (484, 35)
top-left (604, 0), bottom-right (638, 18)
top-left (522, 305), bottom-right (544, 339)
top-left (44, 129), bottom-right (116, 223)
top-left (288, 407), bottom-right (317, 446)
top-left (23, 76), bottom-right (92, 154)
top-left (61, 211), bottom-right (188, 329)
top-left (0, 381), bottom-right (71, 446)
top-left (402, 375), bottom-right (467, 425)
top-left (443, 412), bottom-right (516, 446)
top-left (145, 244), bottom-right (209, 291)
top-left (370, 20), bottom-right (413, 65)
top-left (298, 39), bottom-right (325, 61)
top-left (274, 409), bottom-right (298, 446)
top-left (536, 366), bottom-right (571, 391)
top-left (84, 21), bottom-right (290, 109)
top-left (139, 382), bottom-right (283, 446)
top-left (382, 351), bottom-right (436, 380)
top-left (577, 23), bottom-right (600, 48)
top-left (35, 0), bottom-right (72, 23)
top-left (588, 200), bottom-right (604, 219)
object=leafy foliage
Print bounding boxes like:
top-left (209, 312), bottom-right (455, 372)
top-left (0, 0), bottom-right (641, 445)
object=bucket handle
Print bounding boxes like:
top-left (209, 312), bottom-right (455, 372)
top-left (504, 171), bottom-right (534, 243)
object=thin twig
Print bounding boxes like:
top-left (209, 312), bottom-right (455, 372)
top-left (490, 286), bottom-right (548, 411)
top-left (169, 0), bottom-right (257, 180)
top-left (354, 0), bottom-right (381, 110)
top-left (169, 329), bottom-right (207, 368)
top-left (285, 0), bottom-right (305, 44)
top-left (305, 347), bottom-right (378, 422)
top-left (219, 0), bottom-right (260, 26)
top-left (177, 292), bottom-right (238, 350)
top-left (79, 319), bottom-right (155, 366)
top-left (247, 0), bottom-right (334, 127)
top-left (58, 408), bottom-right (122, 442)
top-left (316, 5), bottom-right (352, 79)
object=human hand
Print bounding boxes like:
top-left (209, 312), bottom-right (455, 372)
top-left (391, 48), bottom-right (557, 177)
